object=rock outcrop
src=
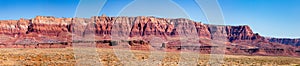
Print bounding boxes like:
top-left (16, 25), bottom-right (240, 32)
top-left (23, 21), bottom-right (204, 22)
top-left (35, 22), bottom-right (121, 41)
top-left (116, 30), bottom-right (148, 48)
top-left (29, 16), bottom-right (71, 36)
top-left (0, 18), bottom-right (29, 36)
top-left (0, 16), bottom-right (299, 56)
top-left (268, 38), bottom-right (300, 46)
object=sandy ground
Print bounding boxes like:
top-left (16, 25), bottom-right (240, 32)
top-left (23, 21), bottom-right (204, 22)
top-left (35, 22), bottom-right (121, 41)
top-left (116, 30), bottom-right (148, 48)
top-left (0, 48), bottom-right (299, 66)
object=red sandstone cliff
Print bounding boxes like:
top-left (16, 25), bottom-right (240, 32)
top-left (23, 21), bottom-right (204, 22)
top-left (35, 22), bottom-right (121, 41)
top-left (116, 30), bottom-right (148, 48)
top-left (0, 16), bottom-right (299, 56)
top-left (268, 38), bottom-right (300, 46)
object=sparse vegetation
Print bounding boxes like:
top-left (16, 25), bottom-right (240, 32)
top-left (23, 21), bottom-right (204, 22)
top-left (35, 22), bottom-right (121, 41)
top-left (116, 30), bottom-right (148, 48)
top-left (0, 48), bottom-right (299, 66)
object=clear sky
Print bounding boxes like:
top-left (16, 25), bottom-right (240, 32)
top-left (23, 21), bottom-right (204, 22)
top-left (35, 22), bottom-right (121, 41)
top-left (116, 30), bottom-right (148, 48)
top-left (0, 0), bottom-right (299, 38)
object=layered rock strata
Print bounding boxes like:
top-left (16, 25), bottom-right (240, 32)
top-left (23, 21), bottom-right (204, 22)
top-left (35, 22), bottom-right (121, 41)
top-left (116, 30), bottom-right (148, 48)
top-left (0, 16), bottom-right (299, 56)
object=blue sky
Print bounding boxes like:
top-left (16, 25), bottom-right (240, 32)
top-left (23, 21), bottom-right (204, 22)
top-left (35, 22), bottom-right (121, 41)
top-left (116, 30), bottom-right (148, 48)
top-left (0, 0), bottom-right (299, 38)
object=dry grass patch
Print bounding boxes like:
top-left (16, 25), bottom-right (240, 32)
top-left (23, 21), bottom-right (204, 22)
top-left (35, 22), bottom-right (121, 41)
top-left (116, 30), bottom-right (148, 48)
top-left (0, 48), bottom-right (299, 66)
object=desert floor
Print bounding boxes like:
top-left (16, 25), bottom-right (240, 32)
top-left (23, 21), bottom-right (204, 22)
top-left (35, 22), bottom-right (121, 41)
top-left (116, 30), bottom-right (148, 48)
top-left (0, 48), bottom-right (299, 66)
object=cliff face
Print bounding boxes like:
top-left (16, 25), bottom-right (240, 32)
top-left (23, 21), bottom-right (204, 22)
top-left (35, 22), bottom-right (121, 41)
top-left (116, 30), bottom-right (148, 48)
top-left (0, 16), bottom-right (299, 56)
top-left (268, 38), bottom-right (300, 46)
top-left (3, 16), bottom-right (262, 42)
top-left (225, 25), bottom-right (263, 42)
top-left (29, 16), bottom-right (71, 36)
top-left (0, 19), bottom-right (29, 36)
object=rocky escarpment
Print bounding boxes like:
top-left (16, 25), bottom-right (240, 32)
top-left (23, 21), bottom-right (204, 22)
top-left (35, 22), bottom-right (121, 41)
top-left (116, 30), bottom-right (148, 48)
top-left (0, 16), bottom-right (299, 56)
top-left (0, 16), bottom-right (263, 42)
top-left (268, 38), bottom-right (300, 47)
top-left (0, 18), bottom-right (29, 36)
